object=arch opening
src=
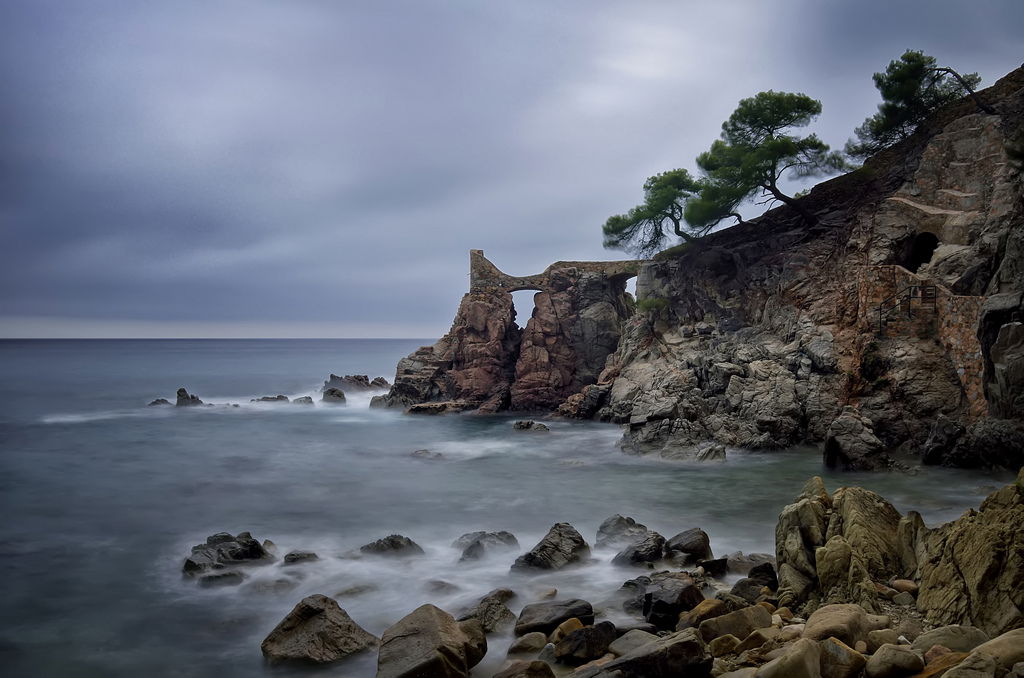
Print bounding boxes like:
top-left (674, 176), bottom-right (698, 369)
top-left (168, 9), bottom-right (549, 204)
top-left (510, 290), bottom-right (538, 330)
top-left (901, 232), bottom-right (939, 273)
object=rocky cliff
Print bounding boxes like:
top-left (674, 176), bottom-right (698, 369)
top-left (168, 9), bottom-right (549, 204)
top-left (567, 65), bottom-right (1024, 469)
top-left (379, 66), bottom-right (1024, 469)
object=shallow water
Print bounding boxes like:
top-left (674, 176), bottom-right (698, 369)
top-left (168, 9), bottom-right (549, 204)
top-left (0, 339), bottom-right (1013, 677)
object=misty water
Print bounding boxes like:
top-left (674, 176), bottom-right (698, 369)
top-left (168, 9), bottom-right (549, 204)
top-left (0, 339), bottom-right (1013, 677)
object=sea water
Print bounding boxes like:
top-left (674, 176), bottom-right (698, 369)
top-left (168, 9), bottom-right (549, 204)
top-left (0, 339), bottom-right (1013, 676)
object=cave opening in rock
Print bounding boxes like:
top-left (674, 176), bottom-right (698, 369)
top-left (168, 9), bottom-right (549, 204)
top-left (902, 231), bottom-right (940, 273)
top-left (510, 290), bottom-right (538, 330)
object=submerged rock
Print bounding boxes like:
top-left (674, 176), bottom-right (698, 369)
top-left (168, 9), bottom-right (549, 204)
top-left (665, 527), bottom-right (713, 564)
top-left (251, 395), bottom-right (289, 403)
top-left (514, 599), bottom-right (594, 636)
top-left (612, 531), bottom-right (666, 567)
top-left (823, 406), bottom-right (887, 470)
top-left (457, 588), bottom-right (517, 634)
top-left (283, 550), bottom-right (319, 565)
top-left (322, 374), bottom-right (390, 392)
top-left (292, 396), bottom-right (314, 405)
top-left (261, 594), bottom-right (377, 665)
top-left (148, 398), bottom-right (171, 406)
top-left (513, 420), bottom-right (550, 431)
top-left (596, 515), bottom-right (650, 550)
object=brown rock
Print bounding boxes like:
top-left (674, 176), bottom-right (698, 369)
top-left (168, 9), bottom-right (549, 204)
top-left (494, 660), bottom-right (557, 678)
top-left (376, 604), bottom-right (486, 678)
top-left (260, 594), bottom-right (377, 665)
top-left (677, 598), bottom-right (729, 630)
top-left (709, 634), bottom-right (741, 657)
top-left (802, 604), bottom-right (890, 647)
top-left (698, 604), bottom-right (772, 643)
top-left (819, 636), bottom-right (867, 678)
top-left (550, 618), bottom-right (584, 643)
top-left (908, 651), bottom-right (969, 678)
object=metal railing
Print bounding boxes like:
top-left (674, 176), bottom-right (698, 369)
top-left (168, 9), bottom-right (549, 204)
top-left (877, 284), bottom-right (937, 336)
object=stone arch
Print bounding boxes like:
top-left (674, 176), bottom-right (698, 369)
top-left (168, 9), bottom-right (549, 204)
top-left (469, 249), bottom-right (643, 294)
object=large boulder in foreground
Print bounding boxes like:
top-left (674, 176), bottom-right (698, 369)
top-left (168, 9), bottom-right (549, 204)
top-left (182, 531), bottom-right (275, 576)
top-left (511, 523), bottom-right (590, 572)
top-left (260, 594), bottom-right (376, 665)
top-left (376, 604), bottom-right (486, 678)
top-left (916, 467), bottom-right (1024, 636)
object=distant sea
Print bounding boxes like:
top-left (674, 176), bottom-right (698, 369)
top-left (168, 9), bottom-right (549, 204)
top-left (0, 339), bottom-right (1012, 677)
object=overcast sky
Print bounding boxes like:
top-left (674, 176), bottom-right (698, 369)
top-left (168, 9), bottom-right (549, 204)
top-left (1, 1), bottom-right (1021, 338)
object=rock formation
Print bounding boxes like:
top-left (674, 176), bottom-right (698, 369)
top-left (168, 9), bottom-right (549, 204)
top-left (373, 251), bottom-right (638, 413)
top-left (775, 470), bottom-right (1024, 638)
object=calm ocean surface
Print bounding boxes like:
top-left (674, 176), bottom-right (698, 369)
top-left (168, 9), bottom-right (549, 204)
top-left (0, 339), bottom-right (1012, 677)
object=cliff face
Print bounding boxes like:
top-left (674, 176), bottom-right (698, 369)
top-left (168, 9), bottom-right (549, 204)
top-left (573, 66), bottom-right (1024, 468)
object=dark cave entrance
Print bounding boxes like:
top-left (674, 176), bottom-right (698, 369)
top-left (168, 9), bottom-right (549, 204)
top-left (901, 232), bottom-right (940, 273)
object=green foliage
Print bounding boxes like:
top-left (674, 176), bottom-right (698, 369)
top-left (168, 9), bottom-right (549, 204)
top-left (845, 50), bottom-right (982, 159)
top-left (602, 169), bottom-right (703, 257)
top-left (687, 91), bottom-right (846, 229)
top-left (635, 296), bottom-right (669, 314)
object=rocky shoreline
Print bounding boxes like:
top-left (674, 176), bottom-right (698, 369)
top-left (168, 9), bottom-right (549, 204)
top-left (182, 469), bottom-right (1023, 677)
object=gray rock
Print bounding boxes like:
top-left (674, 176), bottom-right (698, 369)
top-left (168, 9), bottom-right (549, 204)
top-left (457, 588), bottom-right (516, 634)
top-left (756, 637), bottom-right (821, 678)
top-left (514, 599), bottom-right (594, 636)
top-left (376, 604), bottom-right (485, 678)
top-left (260, 594), bottom-right (376, 665)
top-left (513, 420), bottom-right (550, 431)
top-left (802, 604), bottom-right (891, 648)
top-left (453, 530), bottom-right (518, 561)
top-left (596, 515), bottom-right (650, 549)
top-left (148, 398), bottom-right (171, 406)
top-left (511, 523), bottom-right (590, 572)
top-left (251, 395), bottom-right (289, 403)
top-left (665, 528), bottom-right (713, 564)
top-left (698, 604), bottom-right (772, 643)
top-left (507, 632), bottom-right (548, 656)
top-left (198, 570), bottom-right (245, 587)
top-left (612, 531), bottom-right (666, 567)
top-left (293, 396), bottom-right (314, 405)
top-left (554, 621), bottom-right (617, 665)
top-left (695, 443), bottom-right (726, 462)
top-left (642, 574), bottom-right (705, 630)
top-left (823, 406), bottom-right (886, 470)
top-left (359, 534), bottom-right (424, 557)
top-left (321, 387), bottom-right (347, 403)
top-left (283, 550), bottom-right (319, 565)
top-left (182, 531), bottom-right (275, 576)
top-left (176, 387), bottom-right (203, 407)
top-left (944, 652), bottom-right (1000, 678)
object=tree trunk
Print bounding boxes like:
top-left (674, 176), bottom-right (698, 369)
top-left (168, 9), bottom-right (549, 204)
top-left (931, 67), bottom-right (996, 115)
top-left (764, 183), bottom-right (817, 226)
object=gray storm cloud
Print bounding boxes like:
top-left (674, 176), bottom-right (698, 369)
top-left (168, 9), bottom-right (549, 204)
top-left (1, 0), bottom-right (1021, 337)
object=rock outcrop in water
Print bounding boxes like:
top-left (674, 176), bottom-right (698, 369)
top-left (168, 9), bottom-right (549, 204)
top-left (373, 251), bottom-right (639, 413)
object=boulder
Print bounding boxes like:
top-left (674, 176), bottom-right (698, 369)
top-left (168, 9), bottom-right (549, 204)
top-left (493, 661), bottom-right (556, 678)
top-left (148, 398), bottom-right (171, 406)
top-left (283, 550), bottom-right (319, 565)
top-left (554, 621), bottom-right (617, 665)
top-left (698, 604), bottom-right (772, 643)
top-left (699, 557), bottom-right (729, 578)
top-left (696, 443), bottom-right (727, 462)
top-left (182, 531), bottom-right (275, 576)
top-left (677, 599), bottom-right (729, 631)
top-left (727, 552), bottom-right (777, 574)
top-left (734, 627), bottom-right (781, 653)
top-left (748, 562), bottom-right (779, 590)
top-left (321, 387), bottom-right (347, 403)
top-left (260, 594), bottom-right (376, 665)
top-left (867, 629), bottom-right (900, 653)
top-left (513, 420), bottom-right (550, 432)
top-left (507, 632), bottom-right (548, 656)
top-left (612, 531), bottom-right (666, 566)
top-left (916, 470), bottom-right (1024, 636)
top-left (665, 528), bottom-right (713, 564)
top-left (609, 629), bottom-right (658, 657)
top-left (550, 617), bottom-right (583, 643)
top-left (819, 637), bottom-right (866, 678)
top-left (823, 406), bottom-right (886, 470)
top-left (514, 599), bottom-right (594, 636)
top-left (511, 523), bottom-right (590, 572)
top-left (708, 634), bottom-right (740, 657)
top-left (864, 643), bottom-right (924, 678)
top-left (755, 637), bottom-right (821, 678)
top-left (569, 628), bottom-right (712, 678)
top-left (730, 578), bottom-right (770, 604)
top-left (293, 396), bottom-right (314, 405)
top-left (376, 604), bottom-right (486, 678)
top-left (457, 588), bottom-right (516, 634)
top-left (943, 652), bottom-right (999, 678)
top-left (802, 604), bottom-right (890, 648)
top-left (968, 628), bottom-right (1024, 672)
top-left (596, 515), bottom-right (651, 549)
top-left (359, 534), bottom-right (424, 557)
top-left (453, 531), bottom-right (519, 561)
top-left (176, 387), bottom-right (203, 406)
